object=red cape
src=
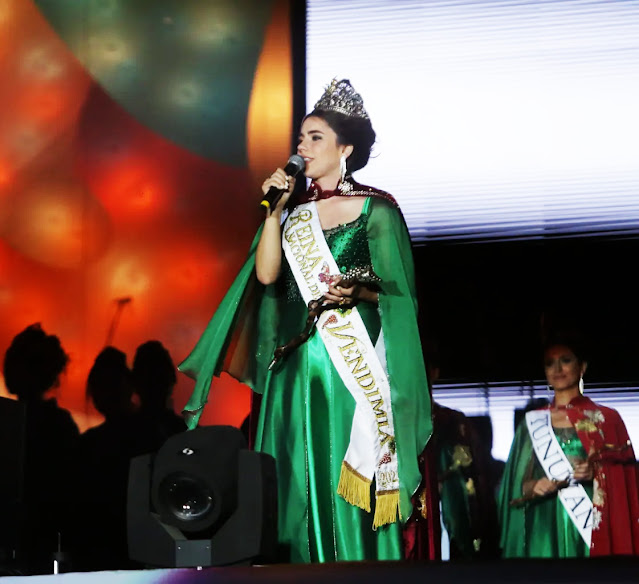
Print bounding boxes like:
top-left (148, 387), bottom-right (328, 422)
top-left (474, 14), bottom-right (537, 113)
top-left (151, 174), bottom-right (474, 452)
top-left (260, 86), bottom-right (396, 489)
top-left (562, 395), bottom-right (639, 555)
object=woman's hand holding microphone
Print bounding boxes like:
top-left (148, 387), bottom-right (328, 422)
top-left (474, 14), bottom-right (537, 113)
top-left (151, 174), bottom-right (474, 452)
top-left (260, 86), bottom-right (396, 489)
top-left (261, 168), bottom-right (297, 217)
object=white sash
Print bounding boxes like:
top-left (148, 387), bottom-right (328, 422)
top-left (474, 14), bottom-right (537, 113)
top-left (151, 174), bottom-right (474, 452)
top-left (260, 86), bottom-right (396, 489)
top-left (281, 201), bottom-right (399, 527)
top-left (525, 409), bottom-right (593, 547)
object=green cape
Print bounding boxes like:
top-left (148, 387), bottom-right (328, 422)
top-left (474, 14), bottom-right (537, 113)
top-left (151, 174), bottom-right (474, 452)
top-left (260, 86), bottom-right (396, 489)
top-left (178, 198), bottom-right (432, 524)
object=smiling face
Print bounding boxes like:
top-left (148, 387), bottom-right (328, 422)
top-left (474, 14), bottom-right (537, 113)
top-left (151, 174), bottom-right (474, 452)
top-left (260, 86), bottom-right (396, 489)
top-left (543, 344), bottom-right (586, 394)
top-left (297, 116), bottom-right (352, 190)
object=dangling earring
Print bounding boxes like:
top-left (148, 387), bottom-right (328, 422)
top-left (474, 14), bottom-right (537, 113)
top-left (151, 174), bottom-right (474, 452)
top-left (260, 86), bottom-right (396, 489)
top-left (339, 155), bottom-right (347, 185)
top-left (579, 376), bottom-right (584, 394)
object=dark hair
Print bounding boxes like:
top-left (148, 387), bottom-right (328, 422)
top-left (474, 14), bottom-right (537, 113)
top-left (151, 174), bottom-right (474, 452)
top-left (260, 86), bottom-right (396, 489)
top-left (87, 346), bottom-right (133, 418)
top-left (131, 340), bottom-right (177, 408)
top-left (541, 331), bottom-right (589, 365)
top-left (3, 323), bottom-right (69, 400)
top-left (421, 335), bottom-right (441, 373)
top-left (305, 109), bottom-right (376, 173)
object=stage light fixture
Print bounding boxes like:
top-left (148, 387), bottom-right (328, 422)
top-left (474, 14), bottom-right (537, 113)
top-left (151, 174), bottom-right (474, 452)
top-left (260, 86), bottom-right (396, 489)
top-left (127, 425), bottom-right (278, 568)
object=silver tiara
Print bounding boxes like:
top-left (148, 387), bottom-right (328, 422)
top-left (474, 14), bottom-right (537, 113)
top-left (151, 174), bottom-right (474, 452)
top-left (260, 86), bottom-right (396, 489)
top-left (313, 78), bottom-right (369, 120)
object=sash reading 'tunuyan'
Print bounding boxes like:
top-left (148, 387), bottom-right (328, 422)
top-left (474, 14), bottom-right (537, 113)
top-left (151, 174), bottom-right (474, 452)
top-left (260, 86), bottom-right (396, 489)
top-left (525, 409), bottom-right (593, 547)
top-left (281, 202), bottom-right (399, 528)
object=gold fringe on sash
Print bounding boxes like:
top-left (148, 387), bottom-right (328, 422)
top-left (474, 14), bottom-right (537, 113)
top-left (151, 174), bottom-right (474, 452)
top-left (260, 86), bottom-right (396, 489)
top-left (337, 461), bottom-right (371, 512)
top-left (373, 490), bottom-right (399, 529)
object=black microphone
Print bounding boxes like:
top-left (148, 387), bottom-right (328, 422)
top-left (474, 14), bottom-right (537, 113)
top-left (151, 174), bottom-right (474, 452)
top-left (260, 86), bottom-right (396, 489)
top-left (260, 154), bottom-right (305, 210)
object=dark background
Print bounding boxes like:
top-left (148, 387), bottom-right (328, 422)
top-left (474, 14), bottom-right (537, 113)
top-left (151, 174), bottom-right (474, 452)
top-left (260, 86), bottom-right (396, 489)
top-left (413, 236), bottom-right (639, 385)
top-left (291, 2), bottom-right (639, 390)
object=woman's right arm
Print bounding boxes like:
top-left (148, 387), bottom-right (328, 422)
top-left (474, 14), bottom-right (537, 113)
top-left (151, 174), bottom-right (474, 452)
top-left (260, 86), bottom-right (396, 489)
top-left (255, 168), bottom-right (295, 285)
top-left (521, 443), bottom-right (559, 497)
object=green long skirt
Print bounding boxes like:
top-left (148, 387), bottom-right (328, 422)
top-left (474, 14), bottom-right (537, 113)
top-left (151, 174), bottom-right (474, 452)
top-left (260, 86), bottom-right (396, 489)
top-left (255, 298), bottom-right (402, 563)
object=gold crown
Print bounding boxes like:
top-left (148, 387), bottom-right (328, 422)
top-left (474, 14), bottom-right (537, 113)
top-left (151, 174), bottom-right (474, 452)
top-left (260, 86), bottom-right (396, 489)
top-left (313, 78), bottom-right (369, 120)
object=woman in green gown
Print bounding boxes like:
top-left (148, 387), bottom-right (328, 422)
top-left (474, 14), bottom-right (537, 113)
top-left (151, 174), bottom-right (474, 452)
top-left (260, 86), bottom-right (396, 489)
top-left (179, 79), bottom-right (432, 563)
top-left (498, 334), bottom-right (639, 557)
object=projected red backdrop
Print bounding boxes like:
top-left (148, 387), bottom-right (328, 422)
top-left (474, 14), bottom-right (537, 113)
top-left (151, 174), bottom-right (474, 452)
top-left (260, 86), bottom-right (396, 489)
top-left (0, 0), bottom-right (293, 430)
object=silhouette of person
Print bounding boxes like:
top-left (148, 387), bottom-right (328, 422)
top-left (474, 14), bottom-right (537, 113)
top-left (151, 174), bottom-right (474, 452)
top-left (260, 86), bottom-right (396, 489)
top-left (404, 337), bottom-right (500, 561)
top-left (72, 346), bottom-right (139, 571)
top-left (467, 415), bottom-right (506, 501)
top-left (130, 340), bottom-right (186, 456)
top-left (2, 323), bottom-right (79, 574)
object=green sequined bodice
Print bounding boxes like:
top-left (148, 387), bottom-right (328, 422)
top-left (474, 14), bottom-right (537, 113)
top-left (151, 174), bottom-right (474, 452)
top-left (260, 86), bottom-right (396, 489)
top-left (283, 199), bottom-right (372, 302)
top-left (554, 426), bottom-right (587, 465)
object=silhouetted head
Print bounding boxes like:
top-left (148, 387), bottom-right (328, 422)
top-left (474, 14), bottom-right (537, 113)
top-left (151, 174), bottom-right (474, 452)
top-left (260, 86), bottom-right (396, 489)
top-left (3, 323), bottom-right (69, 401)
top-left (131, 340), bottom-right (177, 410)
top-left (421, 335), bottom-right (441, 385)
top-left (469, 415), bottom-right (494, 450)
top-left (86, 346), bottom-right (134, 419)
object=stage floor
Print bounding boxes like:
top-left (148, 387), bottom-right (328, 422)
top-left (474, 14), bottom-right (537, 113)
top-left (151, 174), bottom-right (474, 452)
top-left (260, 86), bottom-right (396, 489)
top-left (2, 557), bottom-right (639, 584)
